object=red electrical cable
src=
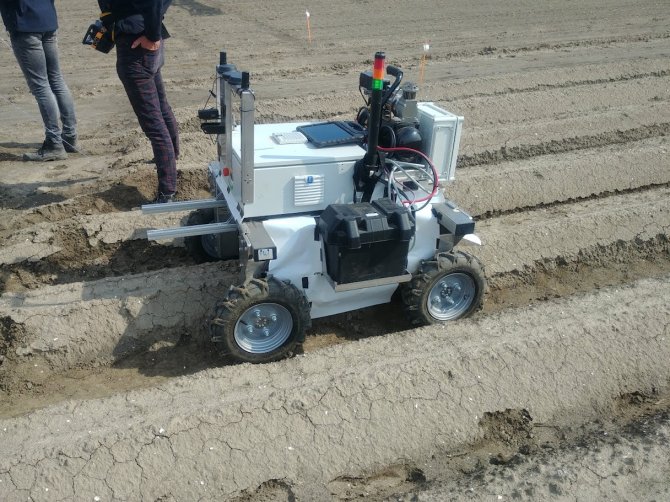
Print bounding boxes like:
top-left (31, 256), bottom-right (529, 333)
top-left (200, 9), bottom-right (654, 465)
top-left (376, 146), bottom-right (439, 204)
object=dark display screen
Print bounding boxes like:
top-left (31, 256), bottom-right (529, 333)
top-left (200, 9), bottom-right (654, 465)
top-left (297, 121), bottom-right (365, 147)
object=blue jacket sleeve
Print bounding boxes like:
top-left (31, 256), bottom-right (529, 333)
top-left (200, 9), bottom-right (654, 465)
top-left (135, 0), bottom-right (162, 41)
top-left (140, 0), bottom-right (163, 42)
top-left (101, 0), bottom-right (164, 41)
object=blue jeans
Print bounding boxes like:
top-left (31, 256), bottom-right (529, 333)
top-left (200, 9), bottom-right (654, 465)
top-left (10, 30), bottom-right (77, 146)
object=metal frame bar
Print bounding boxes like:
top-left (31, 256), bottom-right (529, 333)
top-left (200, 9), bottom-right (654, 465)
top-left (239, 88), bottom-right (254, 204)
top-left (141, 198), bottom-right (228, 215)
top-left (147, 222), bottom-right (238, 241)
top-left (326, 273), bottom-right (412, 292)
top-left (222, 74), bottom-right (255, 209)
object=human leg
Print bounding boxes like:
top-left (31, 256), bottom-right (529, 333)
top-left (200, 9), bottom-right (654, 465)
top-left (42, 31), bottom-right (76, 134)
top-left (43, 31), bottom-right (78, 152)
top-left (116, 38), bottom-right (177, 195)
top-left (151, 40), bottom-right (179, 158)
top-left (154, 70), bottom-right (179, 159)
top-left (10, 32), bottom-right (64, 147)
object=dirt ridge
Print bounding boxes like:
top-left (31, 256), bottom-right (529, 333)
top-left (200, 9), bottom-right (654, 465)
top-left (1, 275), bottom-right (668, 500)
top-left (1, 0), bottom-right (669, 498)
top-left (459, 123), bottom-right (670, 168)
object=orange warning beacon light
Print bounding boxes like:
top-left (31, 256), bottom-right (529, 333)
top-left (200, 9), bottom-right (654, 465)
top-left (372, 51), bottom-right (385, 89)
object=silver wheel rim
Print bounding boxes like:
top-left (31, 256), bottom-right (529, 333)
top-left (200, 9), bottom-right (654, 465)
top-left (426, 272), bottom-right (476, 321)
top-left (234, 303), bottom-right (293, 354)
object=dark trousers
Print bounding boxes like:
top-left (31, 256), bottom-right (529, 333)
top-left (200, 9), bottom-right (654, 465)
top-left (115, 34), bottom-right (179, 194)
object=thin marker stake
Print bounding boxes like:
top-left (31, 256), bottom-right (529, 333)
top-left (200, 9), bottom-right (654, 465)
top-left (419, 42), bottom-right (430, 85)
top-left (306, 11), bottom-right (312, 44)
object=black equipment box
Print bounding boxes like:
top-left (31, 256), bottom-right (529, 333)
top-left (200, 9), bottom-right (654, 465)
top-left (431, 201), bottom-right (475, 236)
top-left (318, 198), bottom-right (415, 284)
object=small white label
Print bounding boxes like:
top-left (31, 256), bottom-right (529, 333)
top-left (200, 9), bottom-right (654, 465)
top-left (257, 248), bottom-right (273, 260)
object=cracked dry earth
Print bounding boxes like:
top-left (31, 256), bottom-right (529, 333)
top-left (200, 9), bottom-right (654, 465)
top-left (0, 0), bottom-right (669, 500)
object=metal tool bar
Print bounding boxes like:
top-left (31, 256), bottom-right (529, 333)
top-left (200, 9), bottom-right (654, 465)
top-left (327, 273), bottom-right (412, 292)
top-left (239, 86), bottom-right (254, 204)
top-left (141, 198), bottom-right (228, 215)
top-left (147, 222), bottom-right (238, 241)
top-left (224, 77), bottom-right (233, 179)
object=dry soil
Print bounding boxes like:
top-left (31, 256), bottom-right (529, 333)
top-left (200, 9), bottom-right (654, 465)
top-left (0, 0), bottom-right (669, 500)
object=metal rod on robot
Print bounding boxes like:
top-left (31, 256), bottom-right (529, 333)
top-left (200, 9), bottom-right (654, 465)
top-left (354, 52), bottom-right (386, 201)
top-left (363, 52), bottom-right (385, 170)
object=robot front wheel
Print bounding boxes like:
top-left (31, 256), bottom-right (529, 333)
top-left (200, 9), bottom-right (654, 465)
top-left (209, 277), bottom-right (311, 363)
top-left (401, 250), bottom-right (487, 325)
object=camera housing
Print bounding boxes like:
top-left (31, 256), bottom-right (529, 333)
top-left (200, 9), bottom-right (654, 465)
top-left (82, 21), bottom-right (115, 53)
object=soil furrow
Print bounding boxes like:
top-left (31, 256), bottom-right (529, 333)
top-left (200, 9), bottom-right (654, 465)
top-left (1, 187), bottom-right (667, 392)
top-left (460, 122), bottom-right (670, 165)
top-left (448, 69), bottom-right (670, 101)
top-left (1, 0), bottom-right (669, 498)
top-left (452, 137), bottom-right (670, 216)
top-left (1, 275), bottom-right (668, 500)
top-left (2, 135), bottom-right (667, 292)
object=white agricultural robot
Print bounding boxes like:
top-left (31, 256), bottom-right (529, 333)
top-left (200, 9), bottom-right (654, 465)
top-left (143, 51), bottom-right (486, 363)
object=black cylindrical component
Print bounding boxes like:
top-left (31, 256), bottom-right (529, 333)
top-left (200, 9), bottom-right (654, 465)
top-left (402, 82), bottom-right (418, 100)
top-left (216, 63), bottom-right (237, 76)
top-left (219, 51), bottom-right (227, 65)
top-left (241, 72), bottom-right (250, 90)
top-left (364, 51), bottom-right (385, 168)
top-left (386, 65), bottom-right (401, 78)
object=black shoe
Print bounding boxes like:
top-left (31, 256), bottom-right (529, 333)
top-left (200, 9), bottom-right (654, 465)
top-left (23, 141), bottom-right (67, 161)
top-left (152, 192), bottom-right (176, 203)
top-left (62, 135), bottom-right (79, 153)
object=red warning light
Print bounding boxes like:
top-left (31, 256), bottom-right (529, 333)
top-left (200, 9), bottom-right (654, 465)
top-left (373, 52), bottom-right (385, 81)
top-left (372, 52), bottom-right (386, 90)
top-left (222, 167), bottom-right (231, 176)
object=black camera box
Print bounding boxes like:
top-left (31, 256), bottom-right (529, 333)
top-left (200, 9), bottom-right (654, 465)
top-left (318, 198), bottom-right (415, 284)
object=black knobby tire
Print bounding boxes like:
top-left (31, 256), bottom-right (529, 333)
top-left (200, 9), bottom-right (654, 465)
top-left (184, 208), bottom-right (238, 263)
top-left (401, 251), bottom-right (486, 326)
top-left (209, 277), bottom-right (311, 363)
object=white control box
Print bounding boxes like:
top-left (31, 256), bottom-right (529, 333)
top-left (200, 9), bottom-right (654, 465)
top-left (417, 102), bottom-right (463, 183)
top-left (230, 122), bottom-right (365, 218)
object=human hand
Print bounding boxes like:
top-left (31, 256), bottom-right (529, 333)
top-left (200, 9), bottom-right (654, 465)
top-left (131, 35), bottom-right (161, 51)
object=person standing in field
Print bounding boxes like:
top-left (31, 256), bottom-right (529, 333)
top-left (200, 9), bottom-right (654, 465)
top-left (0, 0), bottom-right (78, 161)
top-left (97, 0), bottom-right (179, 203)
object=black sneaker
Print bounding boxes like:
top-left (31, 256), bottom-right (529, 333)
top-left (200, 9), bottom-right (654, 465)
top-left (62, 135), bottom-right (79, 153)
top-left (152, 192), bottom-right (176, 203)
top-left (23, 141), bottom-right (67, 162)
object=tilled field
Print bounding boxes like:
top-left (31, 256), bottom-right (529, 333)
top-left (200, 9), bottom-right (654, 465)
top-left (0, 0), bottom-right (669, 500)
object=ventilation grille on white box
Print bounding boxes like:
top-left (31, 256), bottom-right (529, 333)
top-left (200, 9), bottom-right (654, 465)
top-left (294, 175), bottom-right (325, 206)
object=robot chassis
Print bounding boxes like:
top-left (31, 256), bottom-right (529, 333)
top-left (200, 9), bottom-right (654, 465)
top-left (143, 51), bottom-right (486, 363)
